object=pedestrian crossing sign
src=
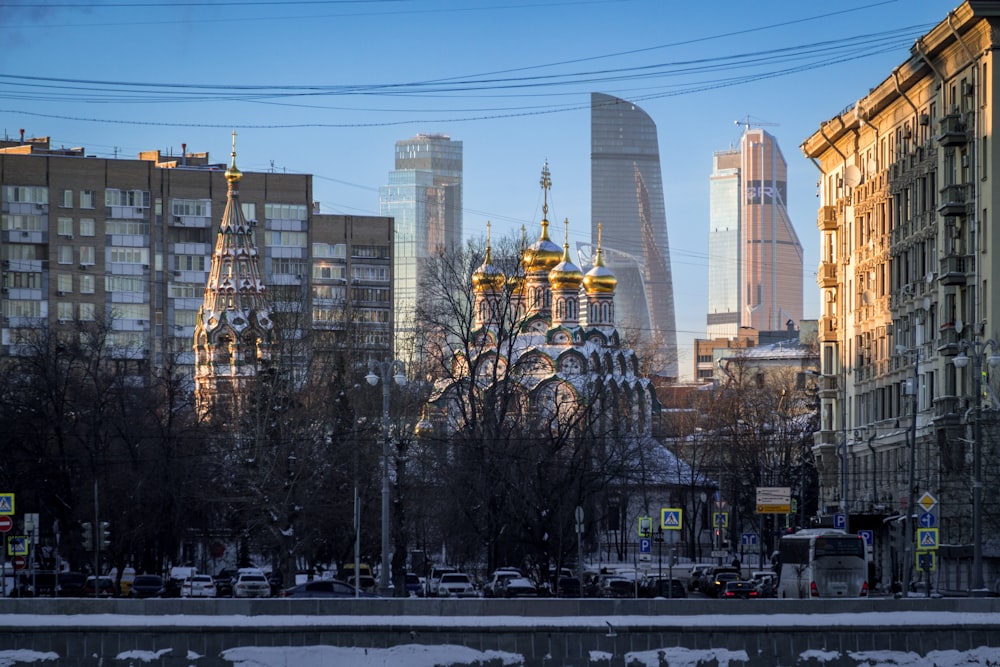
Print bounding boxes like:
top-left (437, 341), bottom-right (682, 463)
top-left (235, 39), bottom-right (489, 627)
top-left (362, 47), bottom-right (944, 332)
top-left (917, 527), bottom-right (938, 550)
top-left (0, 493), bottom-right (13, 515)
top-left (660, 508), bottom-right (682, 530)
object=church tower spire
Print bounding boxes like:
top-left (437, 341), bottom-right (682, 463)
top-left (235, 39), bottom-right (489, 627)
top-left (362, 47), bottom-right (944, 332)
top-left (193, 132), bottom-right (276, 420)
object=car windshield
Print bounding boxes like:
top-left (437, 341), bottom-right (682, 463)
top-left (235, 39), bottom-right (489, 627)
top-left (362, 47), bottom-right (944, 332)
top-left (241, 575), bottom-right (267, 583)
top-left (134, 576), bottom-right (160, 585)
top-left (441, 574), bottom-right (469, 583)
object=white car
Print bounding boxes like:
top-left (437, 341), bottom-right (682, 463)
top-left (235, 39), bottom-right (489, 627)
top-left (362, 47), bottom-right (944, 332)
top-left (232, 571), bottom-right (271, 598)
top-left (181, 574), bottom-right (217, 598)
top-left (436, 572), bottom-right (478, 597)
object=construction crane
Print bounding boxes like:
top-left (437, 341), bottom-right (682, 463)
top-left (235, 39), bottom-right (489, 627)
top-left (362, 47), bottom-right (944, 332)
top-left (734, 115), bottom-right (780, 134)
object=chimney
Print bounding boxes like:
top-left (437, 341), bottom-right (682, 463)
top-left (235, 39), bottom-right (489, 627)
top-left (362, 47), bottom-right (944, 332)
top-left (181, 143), bottom-right (187, 166)
top-left (19, 128), bottom-right (24, 143)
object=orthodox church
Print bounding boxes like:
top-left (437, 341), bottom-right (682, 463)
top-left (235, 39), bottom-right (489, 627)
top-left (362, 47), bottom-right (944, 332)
top-left (193, 133), bottom-right (276, 420)
top-left (426, 163), bottom-right (658, 443)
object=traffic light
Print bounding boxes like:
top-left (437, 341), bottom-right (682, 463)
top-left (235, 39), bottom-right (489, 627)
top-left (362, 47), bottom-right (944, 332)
top-left (81, 522), bottom-right (93, 551)
top-left (100, 521), bottom-right (111, 549)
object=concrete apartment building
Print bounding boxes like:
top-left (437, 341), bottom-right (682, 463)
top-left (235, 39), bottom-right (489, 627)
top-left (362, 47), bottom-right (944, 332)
top-left (802, 1), bottom-right (1000, 593)
top-left (0, 134), bottom-right (393, 385)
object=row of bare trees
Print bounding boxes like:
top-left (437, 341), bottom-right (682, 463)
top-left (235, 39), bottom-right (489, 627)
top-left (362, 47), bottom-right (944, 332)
top-left (0, 235), bottom-right (818, 592)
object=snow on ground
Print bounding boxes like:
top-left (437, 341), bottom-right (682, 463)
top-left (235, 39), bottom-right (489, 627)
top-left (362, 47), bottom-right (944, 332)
top-left (3, 613), bottom-right (1000, 666)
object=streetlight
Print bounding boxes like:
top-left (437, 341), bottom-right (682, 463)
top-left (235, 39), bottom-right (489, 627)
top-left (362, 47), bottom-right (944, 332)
top-left (366, 358), bottom-right (406, 595)
top-left (896, 344), bottom-right (919, 595)
top-left (952, 339), bottom-right (1000, 595)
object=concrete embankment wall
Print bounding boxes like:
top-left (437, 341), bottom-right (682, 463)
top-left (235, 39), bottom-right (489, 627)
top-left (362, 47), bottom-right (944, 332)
top-left (4, 597), bottom-right (1000, 666)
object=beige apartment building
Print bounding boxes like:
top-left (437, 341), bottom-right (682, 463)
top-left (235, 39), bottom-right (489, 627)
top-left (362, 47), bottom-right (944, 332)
top-left (802, 1), bottom-right (1000, 593)
top-left (0, 135), bottom-right (393, 386)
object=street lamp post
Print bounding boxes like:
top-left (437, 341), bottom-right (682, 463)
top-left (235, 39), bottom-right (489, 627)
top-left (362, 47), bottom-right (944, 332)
top-left (366, 358), bottom-right (406, 596)
top-left (897, 346), bottom-right (919, 596)
top-left (953, 339), bottom-right (1000, 595)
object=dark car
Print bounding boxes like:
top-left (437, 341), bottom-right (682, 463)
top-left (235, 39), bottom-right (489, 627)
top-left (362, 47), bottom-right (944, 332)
top-left (280, 579), bottom-right (376, 598)
top-left (555, 576), bottom-right (582, 598)
top-left (83, 576), bottom-right (117, 598)
top-left (703, 568), bottom-right (740, 597)
top-left (129, 574), bottom-right (166, 598)
top-left (722, 580), bottom-right (759, 599)
top-left (214, 567), bottom-right (239, 597)
top-left (644, 577), bottom-right (687, 599)
top-left (404, 573), bottom-right (423, 597)
top-left (57, 572), bottom-right (88, 597)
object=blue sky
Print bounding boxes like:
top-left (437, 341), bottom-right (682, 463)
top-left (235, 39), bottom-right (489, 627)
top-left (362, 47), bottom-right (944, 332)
top-left (0, 0), bottom-right (951, 377)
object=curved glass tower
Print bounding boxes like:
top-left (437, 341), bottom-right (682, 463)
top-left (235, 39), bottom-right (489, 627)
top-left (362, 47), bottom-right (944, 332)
top-left (591, 93), bottom-right (678, 379)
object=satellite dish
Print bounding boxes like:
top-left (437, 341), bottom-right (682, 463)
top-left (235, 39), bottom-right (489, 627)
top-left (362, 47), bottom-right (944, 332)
top-left (844, 165), bottom-right (862, 188)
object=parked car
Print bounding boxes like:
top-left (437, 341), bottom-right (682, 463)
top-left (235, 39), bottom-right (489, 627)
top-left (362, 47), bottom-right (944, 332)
top-left (750, 571), bottom-right (777, 598)
top-left (437, 572), bottom-right (478, 597)
top-left (129, 574), bottom-right (166, 598)
top-left (643, 577), bottom-right (687, 599)
top-left (555, 576), bottom-right (582, 598)
top-left (181, 574), bottom-right (217, 598)
top-left (83, 576), bottom-right (116, 598)
top-left (281, 579), bottom-right (375, 598)
top-left (425, 565), bottom-right (457, 597)
top-left (214, 567), bottom-right (239, 597)
top-left (485, 568), bottom-right (521, 598)
top-left (404, 573), bottom-right (424, 597)
top-left (166, 566), bottom-right (197, 598)
top-left (502, 577), bottom-right (539, 598)
top-left (57, 572), bottom-right (88, 597)
top-left (601, 576), bottom-right (635, 598)
top-left (722, 580), bottom-right (759, 599)
top-left (687, 564), bottom-right (714, 591)
top-left (232, 571), bottom-right (271, 598)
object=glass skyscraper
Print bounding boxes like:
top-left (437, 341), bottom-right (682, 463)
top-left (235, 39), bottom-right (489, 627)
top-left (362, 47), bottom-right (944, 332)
top-left (590, 93), bottom-right (678, 379)
top-left (707, 129), bottom-right (802, 338)
top-left (379, 133), bottom-right (462, 359)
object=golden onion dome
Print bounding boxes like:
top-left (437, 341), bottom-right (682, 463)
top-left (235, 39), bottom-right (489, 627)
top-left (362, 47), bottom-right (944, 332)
top-left (226, 131), bottom-right (243, 184)
top-left (583, 244), bottom-right (617, 294)
top-left (507, 268), bottom-right (525, 295)
top-left (471, 245), bottom-right (506, 292)
top-left (523, 217), bottom-right (562, 273)
top-left (549, 242), bottom-right (584, 290)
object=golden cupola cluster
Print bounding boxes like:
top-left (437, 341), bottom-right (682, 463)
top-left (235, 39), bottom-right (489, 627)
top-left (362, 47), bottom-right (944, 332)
top-left (471, 164), bottom-right (614, 300)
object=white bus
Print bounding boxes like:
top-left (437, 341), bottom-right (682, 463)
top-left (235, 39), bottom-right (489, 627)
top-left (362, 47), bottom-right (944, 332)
top-left (775, 528), bottom-right (868, 599)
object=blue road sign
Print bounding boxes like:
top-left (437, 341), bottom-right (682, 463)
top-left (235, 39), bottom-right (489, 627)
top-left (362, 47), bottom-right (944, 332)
top-left (834, 513), bottom-right (847, 530)
top-left (858, 530), bottom-right (873, 545)
top-left (919, 512), bottom-right (936, 528)
top-left (741, 533), bottom-right (757, 546)
top-left (639, 537), bottom-right (652, 554)
top-left (917, 528), bottom-right (938, 550)
top-left (660, 508), bottom-right (683, 530)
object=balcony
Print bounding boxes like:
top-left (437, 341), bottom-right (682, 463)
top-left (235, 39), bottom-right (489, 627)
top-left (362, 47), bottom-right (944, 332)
top-left (936, 113), bottom-right (967, 147)
top-left (818, 262), bottom-right (838, 289)
top-left (818, 315), bottom-right (838, 342)
top-left (937, 324), bottom-right (961, 356)
top-left (937, 184), bottom-right (968, 217)
top-left (817, 206), bottom-right (837, 231)
top-left (939, 254), bottom-right (967, 286)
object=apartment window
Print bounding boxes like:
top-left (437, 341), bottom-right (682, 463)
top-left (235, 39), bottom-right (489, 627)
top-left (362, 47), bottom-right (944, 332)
top-left (264, 203), bottom-right (307, 221)
top-left (312, 264), bottom-right (347, 280)
top-left (57, 217), bottom-right (73, 236)
top-left (105, 189), bottom-right (150, 208)
top-left (3, 185), bottom-right (47, 204)
top-left (56, 274), bottom-right (72, 293)
top-left (79, 303), bottom-right (95, 321)
top-left (264, 231), bottom-right (307, 247)
top-left (109, 247), bottom-right (149, 265)
top-left (3, 300), bottom-right (42, 318)
top-left (60, 190), bottom-right (73, 208)
top-left (271, 258), bottom-right (305, 275)
top-left (312, 243), bottom-right (346, 259)
top-left (79, 246), bottom-right (95, 265)
top-left (352, 245), bottom-right (389, 259)
top-left (57, 246), bottom-right (73, 264)
top-left (171, 198), bottom-right (210, 217)
top-left (352, 265), bottom-right (389, 282)
top-left (112, 304), bottom-right (149, 320)
top-left (79, 275), bottom-right (95, 294)
top-left (80, 218), bottom-right (96, 236)
top-left (313, 285), bottom-right (347, 300)
top-left (2, 214), bottom-right (43, 231)
top-left (168, 284), bottom-right (200, 298)
top-left (57, 302), bottom-right (73, 321)
top-left (4, 272), bottom-right (40, 289)
top-left (173, 255), bottom-right (206, 272)
top-left (107, 220), bottom-right (149, 235)
top-left (241, 202), bottom-right (256, 221)
top-left (80, 191), bottom-right (95, 209)
top-left (106, 276), bottom-right (146, 292)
